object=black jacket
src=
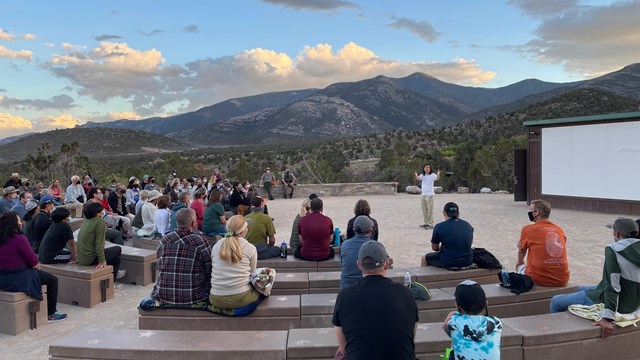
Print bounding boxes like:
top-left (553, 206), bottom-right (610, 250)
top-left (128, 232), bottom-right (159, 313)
top-left (108, 192), bottom-right (128, 216)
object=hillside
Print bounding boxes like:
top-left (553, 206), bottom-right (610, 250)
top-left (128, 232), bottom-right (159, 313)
top-left (0, 128), bottom-right (187, 163)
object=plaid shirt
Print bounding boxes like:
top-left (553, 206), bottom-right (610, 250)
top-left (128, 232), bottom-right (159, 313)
top-left (151, 229), bottom-right (212, 305)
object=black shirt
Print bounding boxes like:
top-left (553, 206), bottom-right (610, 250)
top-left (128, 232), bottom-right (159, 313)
top-left (332, 275), bottom-right (418, 360)
top-left (39, 222), bottom-right (74, 263)
top-left (30, 211), bottom-right (52, 253)
top-left (346, 215), bottom-right (379, 241)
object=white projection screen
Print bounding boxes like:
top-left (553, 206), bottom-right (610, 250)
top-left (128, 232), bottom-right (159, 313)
top-left (541, 121), bottom-right (640, 201)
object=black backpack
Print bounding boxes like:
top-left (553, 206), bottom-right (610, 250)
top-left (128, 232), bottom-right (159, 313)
top-left (472, 247), bottom-right (502, 269)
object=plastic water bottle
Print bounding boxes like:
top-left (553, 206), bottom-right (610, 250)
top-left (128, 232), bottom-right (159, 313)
top-left (280, 241), bottom-right (288, 258)
top-left (404, 271), bottom-right (411, 287)
top-left (334, 227), bottom-right (341, 246)
top-left (500, 266), bottom-right (511, 287)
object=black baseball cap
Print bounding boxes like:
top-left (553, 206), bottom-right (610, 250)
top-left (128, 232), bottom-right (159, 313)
top-left (454, 280), bottom-right (487, 314)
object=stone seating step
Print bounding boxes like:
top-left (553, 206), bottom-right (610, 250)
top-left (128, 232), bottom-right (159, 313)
top-left (104, 242), bottom-right (158, 286)
top-left (39, 264), bottom-right (114, 308)
top-left (0, 286), bottom-right (48, 335)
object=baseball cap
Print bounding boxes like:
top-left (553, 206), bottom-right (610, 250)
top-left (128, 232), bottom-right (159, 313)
top-left (40, 195), bottom-right (60, 206)
top-left (353, 215), bottom-right (374, 234)
top-left (358, 240), bottom-right (388, 270)
top-left (454, 280), bottom-right (487, 314)
top-left (25, 200), bottom-right (39, 212)
top-left (607, 218), bottom-right (639, 238)
top-left (444, 202), bottom-right (459, 217)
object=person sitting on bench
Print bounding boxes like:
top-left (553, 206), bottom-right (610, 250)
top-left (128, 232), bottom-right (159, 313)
top-left (295, 198), bottom-right (335, 261)
top-left (38, 208), bottom-right (77, 264)
top-left (421, 202), bottom-right (474, 269)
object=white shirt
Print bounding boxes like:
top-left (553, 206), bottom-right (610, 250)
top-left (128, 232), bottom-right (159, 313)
top-left (154, 208), bottom-right (171, 236)
top-left (210, 237), bottom-right (257, 296)
top-left (418, 173), bottom-right (438, 196)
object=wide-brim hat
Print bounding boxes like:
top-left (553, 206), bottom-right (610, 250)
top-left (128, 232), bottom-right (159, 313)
top-left (146, 190), bottom-right (162, 202)
top-left (3, 186), bottom-right (18, 195)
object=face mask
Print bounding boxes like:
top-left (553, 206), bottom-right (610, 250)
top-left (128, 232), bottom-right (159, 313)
top-left (120, 189), bottom-right (127, 194)
top-left (244, 185), bottom-right (250, 189)
top-left (98, 194), bottom-right (104, 200)
top-left (527, 211), bottom-right (536, 222)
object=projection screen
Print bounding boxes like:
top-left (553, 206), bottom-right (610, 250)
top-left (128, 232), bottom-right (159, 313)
top-left (541, 121), bottom-right (640, 201)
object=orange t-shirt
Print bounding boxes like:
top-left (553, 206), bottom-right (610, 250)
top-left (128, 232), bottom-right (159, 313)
top-left (518, 219), bottom-right (569, 287)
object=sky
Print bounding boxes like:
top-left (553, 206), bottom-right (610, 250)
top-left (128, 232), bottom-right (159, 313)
top-left (1, 0), bottom-right (639, 139)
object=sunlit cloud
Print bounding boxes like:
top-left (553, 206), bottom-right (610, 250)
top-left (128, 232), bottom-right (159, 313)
top-left (508, 0), bottom-right (578, 17)
top-left (0, 28), bottom-right (16, 41)
top-left (0, 113), bottom-right (33, 129)
top-left (0, 45), bottom-right (33, 61)
top-left (387, 17), bottom-right (441, 43)
top-left (0, 94), bottom-right (76, 110)
top-left (108, 111), bottom-right (142, 120)
top-left (40, 114), bottom-right (82, 128)
top-left (22, 33), bottom-right (36, 40)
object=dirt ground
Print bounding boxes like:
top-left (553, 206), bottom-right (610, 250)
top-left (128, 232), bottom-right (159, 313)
top-left (1, 193), bottom-right (633, 360)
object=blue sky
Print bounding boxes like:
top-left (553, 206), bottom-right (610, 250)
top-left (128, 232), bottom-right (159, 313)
top-left (0, 0), bottom-right (638, 138)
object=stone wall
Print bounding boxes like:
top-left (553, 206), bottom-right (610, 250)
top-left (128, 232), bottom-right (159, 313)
top-left (261, 182), bottom-right (397, 198)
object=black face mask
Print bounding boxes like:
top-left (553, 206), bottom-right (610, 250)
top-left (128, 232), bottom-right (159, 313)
top-left (120, 189), bottom-right (127, 195)
top-left (527, 211), bottom-right (536, 222)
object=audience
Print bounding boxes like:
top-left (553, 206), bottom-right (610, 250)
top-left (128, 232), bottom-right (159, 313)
top-left (0, 186), bottom-right (19, 215)
top-left (3, 173), bottom-right (22, 189)
top-left (229, 181), bottom-right (250, 215)
top-left (85, 188), bottom-right (124, 245)
top-left (125, 178), bottom-right (141, 214)
top-left (0, 211), bottom-right (67, 322)
top-left (38, 208), bottom-right (77, 264)
top-left (137, 190), bottom-right (161, 237)
top-left (190, 189), bottom-right (206, 231)
top-left (421, 202), bottom-right (474, 269)
top-left (48, 180), bottom-right (63, 203)
top-left (346, 199), bottom-right (379, 241)
top-left (245, 196), bottom-right (280, 259)
top-left (64, 175), bottom-right (86, 218)
top-left (289, 198), bottom-right (310, 251)
top-left (154, 195), bottom-right (172, 236)
top-left (340, 216), bottom-right (376, 288)
top-left (9, 191), bottom-right (33, 219)
top-left (25, 196), bottom-right (58, 253)
top-left (203, 189), bottom-right (227, 235)
top-left (135, 189), bottom-right (149, 215)
top-left (169, 191), bottom-right (191, 233)
top-left (295, 198), bottom-right (335, 261)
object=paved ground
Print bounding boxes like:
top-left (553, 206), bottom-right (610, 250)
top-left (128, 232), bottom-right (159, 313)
top-left (1, 193), bottom-right (633, 360)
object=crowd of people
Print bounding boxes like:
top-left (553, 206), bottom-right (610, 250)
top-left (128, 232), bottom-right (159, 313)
top-left (1, 166), bottom-right (640, 359)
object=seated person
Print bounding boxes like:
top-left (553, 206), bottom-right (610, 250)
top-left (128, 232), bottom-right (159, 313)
top-left (422, 202), bottom-right (473, 269)
top-left (85, 188), bottom-right (124, 245)
top-left (154, 195), bottom-right (171, 236)
top-left (10, 191), bottom-right (33, 220)
top-left (295, 198), bottom-right (335, 261)
top-left (516, 199), bottom-right (569, 287)
top-left (245, 197), bottom-right (280, 259)
top-left (169, 191), bottom-right (190, 233)
top-left (289, 198), bottom-right (310, 251)
top-left (190, 189), bottom-right (206, 231)
top-left (550, 218), bottom-right (640, 338)
top-left (76, 202), bottom-right (126, 290)
top-left (63, 175), bottom-right (86, 218)
top-left (150, 208), bottom-right (212, 305)
top-left (101, 187), bottom-right (133, 239)
top-left (0, 211), bottom-right (67, 322)
top-left (38, 208), bottom-right (77, 264)
top-left (443, 280), bottom-right (502, 360)
top-left (203, 189), bottom-right (226, 235)
top-left (135, 189), bottom-right (149, 215)
top-left (136, 190), bottom-right (161, 237)
top-left (48, 179), bottom-right (63, 203)
top-left (209, 215), bottom-right (264, 309)
top-left (229, 181), bottom-right (250, 215)
top-left (346, 199), bottom-right (379, 241)
top-left (27, 195), bottom-right (58, 253)
top-left (340, 215), bottom-right (375, 288)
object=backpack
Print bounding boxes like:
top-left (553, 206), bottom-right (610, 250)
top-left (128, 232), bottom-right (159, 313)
top-left (472, 247), bottom-right (502, 269)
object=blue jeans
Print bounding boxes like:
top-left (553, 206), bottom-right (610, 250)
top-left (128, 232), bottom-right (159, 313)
top-left (549, 285), bottom-right (597, 313)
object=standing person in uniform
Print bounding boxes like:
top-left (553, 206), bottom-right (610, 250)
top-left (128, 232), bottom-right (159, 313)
top-left (260, 167), bottom-right (275, 201)
top-left (414, 164), bottom-right (441, 230)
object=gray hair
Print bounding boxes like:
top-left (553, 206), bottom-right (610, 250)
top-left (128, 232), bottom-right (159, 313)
top-left (176, 208), bottom-right (196, 230)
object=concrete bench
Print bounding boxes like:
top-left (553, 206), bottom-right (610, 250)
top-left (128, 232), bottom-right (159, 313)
top-left (271, 272), bottom-right (310, 295)
top-left (132, 235), bottom-right (159, 251)
top-left (104, 242), bottom-right (157, 286)
top-left (300, 284), bottom-right (579, 327)
top-left (503, 312), bottom-right (640, 360)
top-left (39, 264), bottom-right (114, 308)
top-left (287, 323), bottom-right (523, 360)
top-left (68, 218), bottom-right (84, 232)
top-left (49, 328), bottom-right (288, 360)
top-left (258, 255), bottom-right (392, 274)
top-left (138, 295), bottom-right (301, 331)
top-left (0, 286), bottom-right (48, 335)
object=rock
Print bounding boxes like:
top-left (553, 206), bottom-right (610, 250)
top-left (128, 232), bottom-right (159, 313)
top-left (480, 187), bottom-right (492, 194)
top-left (495, 190), bottom-right (510, 194)
top-left (434, 186), bottom-right (443, 194)
top-left (405, 186), bottom-right (421, 194)
top-left (457, 187), bottom-right (470, 194)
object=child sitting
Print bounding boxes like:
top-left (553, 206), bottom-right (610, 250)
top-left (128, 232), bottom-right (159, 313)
top-left (442, 280), bottom-right (502, 360)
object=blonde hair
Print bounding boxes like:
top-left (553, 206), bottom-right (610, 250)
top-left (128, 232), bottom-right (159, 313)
top-left (299, 198), bottom-right (311, 217)
top-left (219, 215), bottom-right (247, 264)
top-left (139, 190), bottom-right (149, 201)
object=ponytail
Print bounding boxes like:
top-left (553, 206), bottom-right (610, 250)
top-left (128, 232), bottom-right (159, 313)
top-left (219, 215), bottom-right (247, 264)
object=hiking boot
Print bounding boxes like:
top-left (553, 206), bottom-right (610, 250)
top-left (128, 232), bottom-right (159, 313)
top-left (116, 270), bottom-right (127, 279)
top-left (48, 311), bottom-right (67, 323)
top-left (420, 224), bottom-right (428, 228)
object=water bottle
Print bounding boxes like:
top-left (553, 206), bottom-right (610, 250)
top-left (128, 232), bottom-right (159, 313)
top-left (500, 266), bottom-right (511, 287)
top-left (404, 271), bottom-right (411, 287)
top-left (334, 227), bottom-right (341, 246)
top-left (280, 241), bottom-right (288, 258)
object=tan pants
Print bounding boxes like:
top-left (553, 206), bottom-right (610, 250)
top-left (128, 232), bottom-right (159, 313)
top-left (60, 202), bottom-right (84, 218)
top-left (421, 195), bottom-right (434, 227)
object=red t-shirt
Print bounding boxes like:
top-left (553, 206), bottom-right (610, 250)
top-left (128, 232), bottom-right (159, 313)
top-left (100, 199), bottom-right (112, 212)
top-left (519, 219), bottom-right (570, 286)
top-left (190, 200), bottom-right (205, 230)
top-left (298, 212), bottom-right (333, 260)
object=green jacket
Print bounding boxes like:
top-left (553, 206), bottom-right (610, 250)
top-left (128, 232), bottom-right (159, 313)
top-left (586, 238), bottom-right (640, 319)
top-left (77, 217), bottom-right (106, 264)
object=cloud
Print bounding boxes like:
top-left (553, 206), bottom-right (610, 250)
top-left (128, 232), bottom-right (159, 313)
top-left (22, 33), bottom-right (36, 40)
top-left (182, 25), bottom-right (199, 33)
top-left (0, 94), bottom-right (77, 110)
top-left (108, 111), bottom-right (142, 120)
top-left (0, 88), bottom-right (6, 92)
top-left (44, 41), bottom-right (495, 115)
top-left (40, 114), bottom-right (82, 128)
top-left (94, 34), bottom-right (122, 41)
top-left (513, 1), bottom-right (640, 77)
top-left (387, 17), bottom-right (441, 43)
top-left (0, 45), bottom-right (33, 61)
top-left (508, 0), bottom-right (578, 17)
top-left (45, 42), bottom-right (55, 48)
top-left (0, 113), bottom-right (32, 130)
top-left (259, 0), bottom-right (358, 11)
top-left (139, 29), bottom-right (164, 36)
top-left (0, 28), bottom-right (16, 41)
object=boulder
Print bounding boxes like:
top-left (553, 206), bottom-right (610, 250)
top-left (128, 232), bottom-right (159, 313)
top-left (434, 186), bottom-right (443, 194)
top-left (480, 187), bottom-right (492, 194)
top-left (405, 186), bottom-right (421, 194)
top-left (457, 187), bottom-right (470, 194)
top-left (495, 190), bottom-right (510, 194)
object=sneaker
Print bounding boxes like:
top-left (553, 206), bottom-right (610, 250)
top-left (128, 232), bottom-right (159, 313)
top-left (115, 283), bottom-right (124, 291)
top-left (425, 225), bottom-right (433, 230)
top-left (116, 270), bottom-right (127, 279)
top-left (48, 311), bottom-right (67, 323)
top-left (419, 224), bottom-right (428, 228)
